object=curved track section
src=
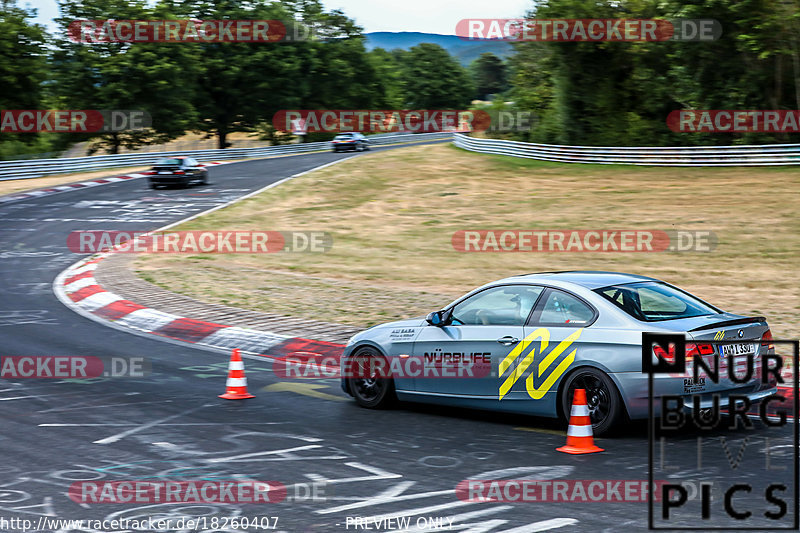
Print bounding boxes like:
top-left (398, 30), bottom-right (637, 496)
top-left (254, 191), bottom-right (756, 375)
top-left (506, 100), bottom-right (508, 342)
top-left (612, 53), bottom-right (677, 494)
top-left (0, 143), bottom-right (787, 532)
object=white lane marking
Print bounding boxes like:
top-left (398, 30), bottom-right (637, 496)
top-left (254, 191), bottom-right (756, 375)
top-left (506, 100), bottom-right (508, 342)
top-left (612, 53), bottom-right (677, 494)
top-left (391, 506), bottom-right (514, 532)
top-left (38, 399), bottom-right (170, 413)
top-left (361, 501), bottom-right (475, 523)
top-left (318, 487), bottom-right (453, 515)
top-left (93, 403), bottom-right (212, 444)
top-left (204, 444), bottom-right (328, 463)
top-left (41, 422), bottom-right (283, 427)
top-left (155, 157), bottom-right (358, 232)
top-left (500, 519), bottom-right (578, 532)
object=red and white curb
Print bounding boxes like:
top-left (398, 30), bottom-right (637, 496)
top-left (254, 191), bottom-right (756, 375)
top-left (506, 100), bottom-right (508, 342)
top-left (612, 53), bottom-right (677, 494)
top-left (53, 158), bottom-right (353, 365)
top-left (56, 254), bottom-right (287, 352)
top-left (53, 250), bottom-right (344, 365)
top-left (0, 161), bottom-right (227, 205)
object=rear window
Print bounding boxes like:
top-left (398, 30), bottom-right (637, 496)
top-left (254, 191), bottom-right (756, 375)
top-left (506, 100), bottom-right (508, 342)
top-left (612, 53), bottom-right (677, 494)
top-left (155, 158), bottom-right (182, 165)
top-left (594, 281), bottom-right (720, 322)
top-left (334, 134), bottom-right (354, 140)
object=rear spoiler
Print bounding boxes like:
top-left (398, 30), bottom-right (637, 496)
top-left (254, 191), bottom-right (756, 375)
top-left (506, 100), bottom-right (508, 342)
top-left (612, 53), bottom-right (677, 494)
top-left (689, 316), bottom-right (767, 332)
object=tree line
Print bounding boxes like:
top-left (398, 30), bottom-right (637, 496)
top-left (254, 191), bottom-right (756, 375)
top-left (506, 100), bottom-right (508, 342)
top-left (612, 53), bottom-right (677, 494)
top-left (1, 0), bottom-right (798, 159)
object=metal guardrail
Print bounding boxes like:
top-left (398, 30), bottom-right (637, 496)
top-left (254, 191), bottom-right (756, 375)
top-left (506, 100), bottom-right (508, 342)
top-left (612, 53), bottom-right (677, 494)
top-left (0, 132), bottom-right (454, 181)
top-left (8, 131), bottom-right (797, 178)
top-left (452, 133), bottom-right (800, 166)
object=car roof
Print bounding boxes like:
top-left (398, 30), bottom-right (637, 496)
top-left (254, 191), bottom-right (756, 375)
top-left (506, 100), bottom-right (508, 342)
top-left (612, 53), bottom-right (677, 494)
top-left (501, 271), bottom-right (659, 290)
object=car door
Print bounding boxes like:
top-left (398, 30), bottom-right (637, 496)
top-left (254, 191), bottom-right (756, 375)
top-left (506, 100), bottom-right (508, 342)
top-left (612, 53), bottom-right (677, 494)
top-left (412, 285), bottom-right (545, 397)
top-left (499, 287), bottom-right (598, 408)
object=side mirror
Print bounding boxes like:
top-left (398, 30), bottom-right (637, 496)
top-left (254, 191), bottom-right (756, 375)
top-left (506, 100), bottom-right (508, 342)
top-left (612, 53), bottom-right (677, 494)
top-left (426, 309), bottom-right (452, 327)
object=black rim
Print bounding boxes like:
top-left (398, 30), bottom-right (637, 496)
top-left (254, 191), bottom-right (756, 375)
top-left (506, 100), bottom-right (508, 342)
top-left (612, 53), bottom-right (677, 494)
top-left (350, 354), bottom-right (387, 402)
top-left (567, 372), bottom-right (611, 427)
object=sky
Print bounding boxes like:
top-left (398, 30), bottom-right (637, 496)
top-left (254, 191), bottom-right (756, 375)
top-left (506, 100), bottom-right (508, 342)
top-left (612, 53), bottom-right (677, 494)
top-left (27, 0), bottom-right (533, 35)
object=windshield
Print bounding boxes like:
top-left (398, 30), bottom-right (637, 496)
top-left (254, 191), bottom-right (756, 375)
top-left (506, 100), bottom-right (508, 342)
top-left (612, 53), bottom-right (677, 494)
top-left (594, 281), bottom-right (720, 322)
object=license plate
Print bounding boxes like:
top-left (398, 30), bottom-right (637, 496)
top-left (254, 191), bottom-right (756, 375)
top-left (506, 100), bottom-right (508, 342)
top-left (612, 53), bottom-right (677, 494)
top-left (719, 342), bottom-right (755, 357)
top-left (158, 171), bottom-right (171, 175)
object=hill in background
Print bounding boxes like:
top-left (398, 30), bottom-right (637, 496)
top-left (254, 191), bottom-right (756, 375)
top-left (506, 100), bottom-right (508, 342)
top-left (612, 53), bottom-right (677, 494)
top-left (364, 32), bottom-right (514, 65)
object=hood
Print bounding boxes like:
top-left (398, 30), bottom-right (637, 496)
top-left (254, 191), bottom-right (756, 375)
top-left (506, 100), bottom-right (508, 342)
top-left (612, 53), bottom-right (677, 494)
top-left (370, 316), bottom-right (427, 329)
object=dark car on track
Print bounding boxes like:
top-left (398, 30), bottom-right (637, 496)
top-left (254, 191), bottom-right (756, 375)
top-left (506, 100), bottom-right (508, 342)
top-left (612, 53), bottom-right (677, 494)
top-left (331, 132), bottom-right (370, 152)
top-left (145, 157), bottom-right (209, 189)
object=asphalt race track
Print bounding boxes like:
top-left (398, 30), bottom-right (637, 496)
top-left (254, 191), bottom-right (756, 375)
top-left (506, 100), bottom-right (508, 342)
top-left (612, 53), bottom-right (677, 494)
top-left (0, 143), bottom-right (795, 533)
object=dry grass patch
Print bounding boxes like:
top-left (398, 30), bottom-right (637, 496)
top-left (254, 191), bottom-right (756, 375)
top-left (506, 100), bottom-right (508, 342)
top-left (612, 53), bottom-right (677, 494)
top-left (136, 143), bottom-right (800, 335)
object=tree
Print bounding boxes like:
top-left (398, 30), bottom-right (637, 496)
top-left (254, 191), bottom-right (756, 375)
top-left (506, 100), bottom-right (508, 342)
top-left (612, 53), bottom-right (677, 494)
top-left (366, 48), bottom-right (406, 108)
top-left (470, 52), bottom-right (508, 100)
top-left (51, 0), bottom-right (198, 153)
top-left (0, 0), bottom-right (62, 159)
top-left (399, 43), bottom-right (475, 108)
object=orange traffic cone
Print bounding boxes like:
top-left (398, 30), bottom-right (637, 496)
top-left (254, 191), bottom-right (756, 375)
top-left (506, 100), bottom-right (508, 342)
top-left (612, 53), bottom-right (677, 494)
top-left (557, 388), bottom-right (603, 454)
top-left (219, 349), bottom-right (255, 400)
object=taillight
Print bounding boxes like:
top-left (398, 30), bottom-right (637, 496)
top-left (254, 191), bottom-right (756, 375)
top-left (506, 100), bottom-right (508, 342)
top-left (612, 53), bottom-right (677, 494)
top-left (653, 342), bottom-right (712, 364)
top-left (761, 329), bottom-right (774, 350)
top-left (143, 171), bottom-right (155, 175)
top-left (174, 170), bottom-right (185, 175)
top-left (692, 343), bottom-right (714, 356)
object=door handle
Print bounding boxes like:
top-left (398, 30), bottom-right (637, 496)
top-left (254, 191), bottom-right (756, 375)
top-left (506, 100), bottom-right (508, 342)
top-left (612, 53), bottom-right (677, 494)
top-left (497, 336), bottom-right (520, 345)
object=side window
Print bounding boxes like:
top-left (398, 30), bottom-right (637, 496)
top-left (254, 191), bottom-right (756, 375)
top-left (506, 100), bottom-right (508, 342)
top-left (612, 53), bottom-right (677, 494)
top-left (536, 290), bottom-right (595, 326)
top-left (186, 158), bottom-right (197, 167)
top-left (451, 285), bottom-right (544, 326)
top-left (638, 287), bottom-right (687, 314)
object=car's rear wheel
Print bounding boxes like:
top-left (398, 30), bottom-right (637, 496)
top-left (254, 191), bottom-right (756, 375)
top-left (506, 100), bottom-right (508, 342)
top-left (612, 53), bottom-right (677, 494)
top-left (148, 181), bottom-right (158, 189)
top-left (347, 347), bottom-right (395, 409)
top-left (560, 367), bottom-right (623, 436)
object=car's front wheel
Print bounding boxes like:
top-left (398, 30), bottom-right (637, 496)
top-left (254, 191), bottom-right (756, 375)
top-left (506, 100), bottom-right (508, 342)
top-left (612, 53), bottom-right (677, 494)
top-left (346, 347), bottom-right (395, 409)
top-left (559, 367), bottom-right (623, 436)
